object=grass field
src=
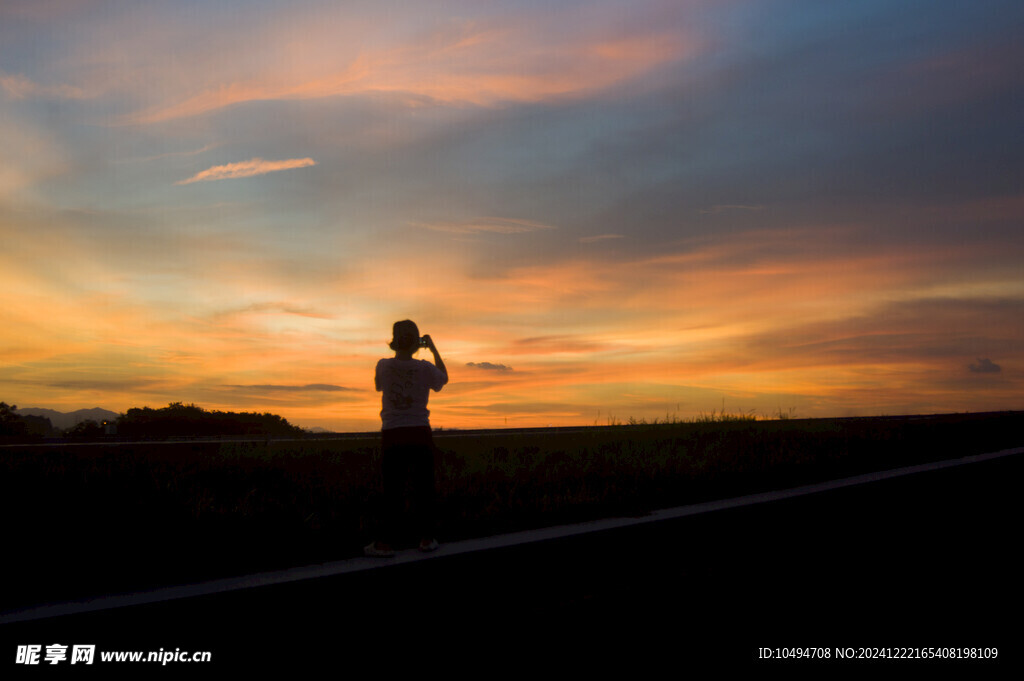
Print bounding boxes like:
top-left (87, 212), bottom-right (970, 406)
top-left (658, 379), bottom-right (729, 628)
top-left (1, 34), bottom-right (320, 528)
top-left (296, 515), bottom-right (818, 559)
top-left (2, 411), bottom-right (1022, 611)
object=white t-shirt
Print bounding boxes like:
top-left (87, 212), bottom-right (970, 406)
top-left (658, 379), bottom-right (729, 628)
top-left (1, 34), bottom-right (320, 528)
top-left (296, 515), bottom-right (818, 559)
top-left (376, 357), bottom-right (446, 430)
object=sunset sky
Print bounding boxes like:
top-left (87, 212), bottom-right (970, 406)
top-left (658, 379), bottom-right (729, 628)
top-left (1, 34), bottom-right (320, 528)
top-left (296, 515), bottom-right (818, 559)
top-left (2, 0), bottom-right (1022, 432)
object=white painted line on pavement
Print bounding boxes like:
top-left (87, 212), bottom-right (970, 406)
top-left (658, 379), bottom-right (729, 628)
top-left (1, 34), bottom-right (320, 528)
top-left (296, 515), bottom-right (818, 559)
top-left (2, 446), bottom-right (1021, 625)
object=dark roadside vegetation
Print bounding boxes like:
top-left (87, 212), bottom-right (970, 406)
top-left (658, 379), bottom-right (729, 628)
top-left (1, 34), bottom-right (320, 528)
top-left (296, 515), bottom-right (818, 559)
top-left (2, 408), bottom-right (1023, 612)
top-left (0, 401), bottom-right (305, 441)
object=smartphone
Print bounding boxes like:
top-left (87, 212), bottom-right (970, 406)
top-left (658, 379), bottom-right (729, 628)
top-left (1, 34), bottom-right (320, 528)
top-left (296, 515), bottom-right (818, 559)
top-left (418, 337), bottom-right (429, 348)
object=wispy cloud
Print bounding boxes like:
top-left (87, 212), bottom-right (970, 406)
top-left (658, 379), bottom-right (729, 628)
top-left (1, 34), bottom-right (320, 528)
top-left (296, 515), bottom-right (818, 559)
top-left (416, 217), bottom-right (557, 235)
top-left (579, 234), bottom-right (624, 243)
top-left (222, 384), bottom-right (359, 393)
top-left (210, 302), bottom-right (334, 321)
top-left (114, 9), bottom-right (698, 124)
top-left (177, 157), bottom-right (316, 185)
top-left (509, 335), bottom-right (612, 355)
top-left (0, 72), bottom-right (87, 100)
top-left (41, 379), bottom-right (162, 392)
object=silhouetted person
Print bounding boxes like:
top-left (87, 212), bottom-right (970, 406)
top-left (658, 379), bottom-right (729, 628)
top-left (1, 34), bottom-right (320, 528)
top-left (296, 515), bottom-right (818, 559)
top-left (365, 320), bottom-right (448, 556)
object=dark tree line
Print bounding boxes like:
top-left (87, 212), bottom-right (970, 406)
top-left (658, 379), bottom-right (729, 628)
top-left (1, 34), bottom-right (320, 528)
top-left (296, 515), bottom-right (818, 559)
top-left (115, 402), bottom-right (305, 438)
top-left (1, 401), bottom-right (305, 440)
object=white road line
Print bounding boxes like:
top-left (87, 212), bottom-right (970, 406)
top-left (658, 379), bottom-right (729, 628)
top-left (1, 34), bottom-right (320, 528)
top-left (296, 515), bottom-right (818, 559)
top-left (2, 446), bottom-right (1021, 625)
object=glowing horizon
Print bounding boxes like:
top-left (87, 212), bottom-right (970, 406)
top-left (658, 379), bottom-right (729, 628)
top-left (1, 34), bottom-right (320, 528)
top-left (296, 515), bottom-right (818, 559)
top-left (2, 0), bottom-right (1022, 432)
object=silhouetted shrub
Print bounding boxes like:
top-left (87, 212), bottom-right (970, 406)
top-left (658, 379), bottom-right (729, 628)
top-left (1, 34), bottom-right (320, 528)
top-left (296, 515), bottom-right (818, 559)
top-left (116, 402), bottom-right (305, 439)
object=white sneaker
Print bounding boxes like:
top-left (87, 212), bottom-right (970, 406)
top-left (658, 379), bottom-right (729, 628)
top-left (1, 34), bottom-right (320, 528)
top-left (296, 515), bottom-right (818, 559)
top-left (418, 538), bottom-right (439, 552)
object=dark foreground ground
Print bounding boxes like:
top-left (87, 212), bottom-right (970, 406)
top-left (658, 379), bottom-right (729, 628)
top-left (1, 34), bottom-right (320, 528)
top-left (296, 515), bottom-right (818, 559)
top-left (2, 449), bottom-right (1020, 673)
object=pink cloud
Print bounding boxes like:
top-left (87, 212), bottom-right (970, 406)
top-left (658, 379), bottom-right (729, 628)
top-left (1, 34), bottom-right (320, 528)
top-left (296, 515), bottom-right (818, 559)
top-left (177, 157), bottom-right (316, 184)
top-left (109, 9), bottom-right (699, 124)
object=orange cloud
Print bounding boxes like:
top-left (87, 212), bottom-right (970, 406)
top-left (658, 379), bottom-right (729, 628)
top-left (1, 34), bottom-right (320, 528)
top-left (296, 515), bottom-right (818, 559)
top-left (5, 200), bottom-right (1021, 431)
top-left (176, 157), bottom-right (316, 184)
top-left (108, 10), bottom-right (698, 124)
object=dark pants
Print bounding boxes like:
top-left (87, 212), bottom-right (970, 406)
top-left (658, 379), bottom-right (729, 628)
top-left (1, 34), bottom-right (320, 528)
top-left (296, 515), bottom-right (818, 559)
top-left (380, 426), bottom-right (436, 544)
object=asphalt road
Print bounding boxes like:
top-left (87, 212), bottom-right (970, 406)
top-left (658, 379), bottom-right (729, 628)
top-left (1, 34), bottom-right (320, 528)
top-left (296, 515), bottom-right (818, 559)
top-left (3, 450), bottom-right (1020, 672)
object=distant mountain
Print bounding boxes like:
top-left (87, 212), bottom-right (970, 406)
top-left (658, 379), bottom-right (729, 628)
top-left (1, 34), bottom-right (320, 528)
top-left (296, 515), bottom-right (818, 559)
top-left (17, 407), bottom-right (120, 431)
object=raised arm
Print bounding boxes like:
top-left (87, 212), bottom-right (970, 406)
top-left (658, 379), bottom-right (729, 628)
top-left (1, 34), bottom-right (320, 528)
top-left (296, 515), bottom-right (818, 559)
top-left (422, 335), bottom-right (448, 385)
